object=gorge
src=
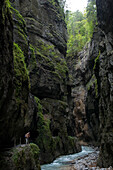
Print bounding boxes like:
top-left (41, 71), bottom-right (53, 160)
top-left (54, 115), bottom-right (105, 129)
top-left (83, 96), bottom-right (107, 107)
top-left (0, 0), bottom-right (113, 169)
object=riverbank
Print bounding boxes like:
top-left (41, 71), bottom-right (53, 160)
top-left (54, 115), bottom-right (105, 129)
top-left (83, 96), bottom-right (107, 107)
top-left (41, 146), bottom-right (113, 170)
top-left (59, 151), bottom-right (113, 170)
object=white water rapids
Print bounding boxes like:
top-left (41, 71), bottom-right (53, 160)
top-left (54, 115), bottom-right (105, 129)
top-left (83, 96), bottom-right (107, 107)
top-left (41, 146), bottom-right (96, 170)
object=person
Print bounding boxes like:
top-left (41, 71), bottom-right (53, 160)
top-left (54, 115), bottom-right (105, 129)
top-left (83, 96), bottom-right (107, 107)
top-left (25, 132), bottom-right (30, 144)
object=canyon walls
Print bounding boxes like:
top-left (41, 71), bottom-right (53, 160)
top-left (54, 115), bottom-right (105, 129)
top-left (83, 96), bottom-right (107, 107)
top-left (67, 0), bottom-right (113, 167)
top-left (76, 0), bottom-right (113, 167)
top-left (0, 0), bottom-right (14, 148)
top-left (96, 0), bottom-right (113, 167)
top-left (1, 0), bottom-right (113, 168)
top-left (0, 0), bottom-right (81, 166)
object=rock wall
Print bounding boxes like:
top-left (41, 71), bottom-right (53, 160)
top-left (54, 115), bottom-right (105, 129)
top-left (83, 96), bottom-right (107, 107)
top-left (0, 0), bottom-right (81, 164)
top-left (0, 1), bottom-right (37, 149)
top-left (0, 143), bottom-right (41, 170)
top-left (82, 0), bottom-right (113, 167)
top-left (66, 41), bottom-right (100, 145)
top-left (96, 0), bottom-right (113, 167)
top-left (67, 1), bottom-right (113, 167)
top-left (85, 27), bottom-right (113, 168)
top-left (0, 0), bottom-right (14, 148)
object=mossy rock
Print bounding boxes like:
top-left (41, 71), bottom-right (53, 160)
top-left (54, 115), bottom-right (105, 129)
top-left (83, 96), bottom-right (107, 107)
top-left (34, 97), bottom-right (55, 163)
top-left (13, 43), bottom-right (30, 104)
top-left (29, 41), bottom-right (68, 80)
top-left (0, 144), bottom-right (41, 170)
top-left (34, 97), bottom-right (81, 163)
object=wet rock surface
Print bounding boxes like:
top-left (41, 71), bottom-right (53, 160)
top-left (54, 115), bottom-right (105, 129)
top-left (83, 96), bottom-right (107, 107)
top-left (0, 144), bottom-right (41, 170)
top-left (60, 150), bottom-right (113, 170)
top-left (0, 0), bottom-right (14, 148)
top-left (10, 0), bottom-right (81, 164)
top-left (85, 0), bottom-right (113, 167)
top-left (41, 146), bottom-right (113, 170)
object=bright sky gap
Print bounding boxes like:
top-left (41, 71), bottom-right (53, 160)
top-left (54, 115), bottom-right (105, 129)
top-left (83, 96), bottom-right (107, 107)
top-left (65, 0), bottom-right (88, 12)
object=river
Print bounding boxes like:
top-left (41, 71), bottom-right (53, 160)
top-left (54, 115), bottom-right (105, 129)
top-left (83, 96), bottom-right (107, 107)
top-left (41, 146), bottom-right (97, 170)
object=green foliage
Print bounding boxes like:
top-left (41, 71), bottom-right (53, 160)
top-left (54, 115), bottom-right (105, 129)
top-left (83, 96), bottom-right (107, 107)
top-left (66, 10), bottom-right (86, 56)
top-left (86, 0), bottom-right (97, 35)
top-left (66, 0), bottom-right (97, 57)
top-left (58, 0), bottom-right (66, 9)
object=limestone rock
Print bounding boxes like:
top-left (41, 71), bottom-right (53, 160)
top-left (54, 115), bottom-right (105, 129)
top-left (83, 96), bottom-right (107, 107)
top-left (0, 0), bottom-right (14, 148)
top-left (10, 0), bottom-right (81, 164)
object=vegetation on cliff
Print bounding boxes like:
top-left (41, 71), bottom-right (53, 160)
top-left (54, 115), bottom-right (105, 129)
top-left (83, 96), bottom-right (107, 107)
top-left (0, 144), bottom-right (41, 170)
top-left (2, 0), bottom-right (113, 169)
top-left (13, 43), bottom-right (30, 102)
top-left (66, 0), bottom-right (97, 56)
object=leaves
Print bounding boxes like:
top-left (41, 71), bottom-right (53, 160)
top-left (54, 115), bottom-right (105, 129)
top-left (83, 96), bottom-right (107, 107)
top-left (66, 0), bottom-right (97, 57)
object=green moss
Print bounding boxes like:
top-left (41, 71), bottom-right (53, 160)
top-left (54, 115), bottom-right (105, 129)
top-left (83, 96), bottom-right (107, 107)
top-left (48, 0), bottom-right (65, 20)
top-left (12, 149), bottom-right (23, 166)
top-left (10, 5), bottom-right (27, 43)
top-left (34, 96), bottom-right (55, 154)
top-left (10, 6), bottom-right (25, 26)
top-left (5, 0), bottom-right (11, 8)
top-left (30, 143), bottom-right (40, 159)
top-left (86, 51), bottom-right (100, 98)
top-left (10, 4), bottom-right (28, 44)
top-left (2, 0), bottom-right (12, 25)
top-left (30, 41), bottom-right (68, 80)
top-left (95, 78), bottom-right (98, 97)
top-left (93, 51), bottom-right (100, 70)
top-left (12, 145), bottom-right (41, 170)
top-left (34, 97), bottom-right (42, 113)
top-left (13, 43), bottom-right (30, 103)
top-left (86, 75), bottom-right (98, 98)
top-left (49, 0), bottom-right (56, 6)
top-left (18, 29), bottom-right (28, 44)
top-left (68, 136), bottom-right (76, 145)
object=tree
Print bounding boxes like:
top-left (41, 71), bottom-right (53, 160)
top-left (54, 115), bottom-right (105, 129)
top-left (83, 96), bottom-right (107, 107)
top-left (66, 0), bottom-right (97, 57)
top-left (58, 0), bottom-right (66, 9)
top-left (86, 0), bottom-right (97, 37)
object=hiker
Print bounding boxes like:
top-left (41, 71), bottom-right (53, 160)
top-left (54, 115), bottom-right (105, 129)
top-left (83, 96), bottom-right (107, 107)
top-left (25, 132), bottom-right (30, 144)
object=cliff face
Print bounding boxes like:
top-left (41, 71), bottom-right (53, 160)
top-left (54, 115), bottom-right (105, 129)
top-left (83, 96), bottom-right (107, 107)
top-left (2, 0), bottom-right (113, 168)
top-left (0, 0), bottom-right (14, 148)
top-left (82, 0), bottom-right (113, 167)
top-left (96, 0), bottom-right (113, 167)
top-left (85, 26), bottom-right (113, 168)
top-left (14, 0), bottom-right (67, 100)
top-left (96, 0), bottom-right (113, 33)
top-left (67, 0), bottom-right (113, 167)
top-left (0, 0), bottom-right (81, 166)
top-left (0, 0), bottom-right (37, 149)
top-left (66, 46), bottom-right (94, 144)
top-left (11, 0), bottom-right (81, 163)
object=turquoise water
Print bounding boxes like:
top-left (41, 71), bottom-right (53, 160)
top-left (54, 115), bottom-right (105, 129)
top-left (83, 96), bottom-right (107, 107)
top-left (41, 146), bottom-right (95, 170)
